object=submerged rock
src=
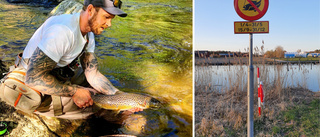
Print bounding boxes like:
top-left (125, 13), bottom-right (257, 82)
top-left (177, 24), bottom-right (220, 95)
top-left (0, 60), bottom-right (7, 79)
top-left (7, 0), bottom-right (62, 3)
top-left (7, 0), bottom-right (31, 3)
top-left (7, 0), bottom-right (61, 7)
top-left (49, 0), bottom-right (83, 17)
top-left (0, 99), bottom-right (51, 136)
top-left (0, 98), bottom-right (126, 136)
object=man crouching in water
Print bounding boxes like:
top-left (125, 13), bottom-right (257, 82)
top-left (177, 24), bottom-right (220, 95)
top-left (19, 0), bottom-right (142, 119)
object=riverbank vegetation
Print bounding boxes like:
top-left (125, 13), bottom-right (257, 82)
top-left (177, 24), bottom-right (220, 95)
top-left (278, 57), bottom-right (320, 62)
top-left (195, 51), bottom-right (320, 136)
top-left (195, 46), bottom-right (320, 59)
top-left (195, 87), bottom-right (319, 136)
top-left (195, 46), bottom-right (320, 66)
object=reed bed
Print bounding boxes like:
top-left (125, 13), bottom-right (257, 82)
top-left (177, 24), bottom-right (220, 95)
top-left (195, 56), bottom-right (319, 136)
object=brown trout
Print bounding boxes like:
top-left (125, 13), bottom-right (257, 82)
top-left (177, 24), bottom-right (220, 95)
top-left (92, 92), bottom-right (161, 111)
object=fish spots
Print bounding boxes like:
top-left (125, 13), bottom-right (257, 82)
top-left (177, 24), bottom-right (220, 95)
top-left (92, 92), bottom-right (159, 111)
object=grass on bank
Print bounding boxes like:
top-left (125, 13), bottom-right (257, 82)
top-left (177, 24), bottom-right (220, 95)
top-left (195, 87), bottom-right (319, 137)
top-left (278, 57), bottom-right (320, 62)
top-left (272, 99), bottom-right (320, 136)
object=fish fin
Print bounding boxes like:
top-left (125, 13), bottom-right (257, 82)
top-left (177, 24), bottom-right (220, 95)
top-left (114, 109), bottom-right (121, 116)
top-left (141, 98), bottom-right (148, 107)
top-left (115, 91), bottom-right (125, 95)
top-left (92, 104), bottom-right (101, 113)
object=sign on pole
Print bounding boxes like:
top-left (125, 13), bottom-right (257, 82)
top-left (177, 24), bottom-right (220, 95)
top-left (234, 0), bottom-right (269, 137)
top-left (234, 21), bottom-right (269, 34)
top-left (234, 0), bottom-right (269, 21)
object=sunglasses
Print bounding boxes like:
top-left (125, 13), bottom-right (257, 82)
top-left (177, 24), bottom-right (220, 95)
top-left (112, 0), bottom-right (122, 9)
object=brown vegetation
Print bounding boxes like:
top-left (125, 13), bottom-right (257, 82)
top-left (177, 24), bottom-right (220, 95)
top-left (195, 54), bottom-right (319, 136)
top-left (195, 85), bottom-right (317, 136)
top-left (264, 46), bottom-right (285, 58)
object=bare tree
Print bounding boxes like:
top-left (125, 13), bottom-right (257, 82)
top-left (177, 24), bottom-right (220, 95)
top-left (275, 46), bottom-right (285, 58)
top-left (297, 49), bottom-right (301, 53)
top-left (265, 50), bottom-right (274, 58)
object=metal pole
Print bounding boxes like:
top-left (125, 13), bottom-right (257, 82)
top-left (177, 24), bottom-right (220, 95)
top-left (247, 33), bottom-right (254, 137)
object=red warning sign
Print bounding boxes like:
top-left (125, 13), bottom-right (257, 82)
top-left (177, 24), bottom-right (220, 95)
top-left (234, 0), bottom-right (269, 21)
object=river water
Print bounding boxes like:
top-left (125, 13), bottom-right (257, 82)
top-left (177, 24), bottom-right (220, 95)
top-left (0, 0), bottom-right (192, 136)
top-left (195, 64), bottom-right (320, 92)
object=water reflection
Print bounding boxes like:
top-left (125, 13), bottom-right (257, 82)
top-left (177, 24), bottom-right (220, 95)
top-left (0, 0), bottom-right (50, 60)
top-left (195, 64), bottom-right (320, 92)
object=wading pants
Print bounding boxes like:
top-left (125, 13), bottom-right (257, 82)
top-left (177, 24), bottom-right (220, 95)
top-left (34, 67), bottom-right (98, 119)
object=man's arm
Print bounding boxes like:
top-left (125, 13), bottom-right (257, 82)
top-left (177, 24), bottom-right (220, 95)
top-left (81, 52), bottom-right (144, 112)
top-left (80, 52), bottom-right (119, 95)
top-left (25, 47), bottom-right (93, 108)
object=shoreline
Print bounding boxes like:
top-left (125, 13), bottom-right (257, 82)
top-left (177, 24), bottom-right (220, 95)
top-left (195, 57), bottom-right (320, 66)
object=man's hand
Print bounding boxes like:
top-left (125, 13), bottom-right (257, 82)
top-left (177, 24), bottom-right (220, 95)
top-left (72, 88), bottom-right (94, 108)
top-left (128, 107), bottom-right (144, 113)
top-left (121, 107), bottom-right (144, 116)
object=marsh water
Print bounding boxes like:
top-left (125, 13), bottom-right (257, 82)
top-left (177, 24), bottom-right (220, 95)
top-left (195, 64), bottom-right (320, 92)
top-left (0, 0), bottom-right (192, 136)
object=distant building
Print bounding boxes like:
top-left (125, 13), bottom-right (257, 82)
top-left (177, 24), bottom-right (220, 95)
top-left (307, 53), bottom-right (319, 57)
top-left (218, 53), bottom-right (235, 57)
top-left (284, 52), bottom-right (297, 58)
top-left (194, 51), bottom-right (252, 58)
top-left (217, 52), bottom-right (242, 57)
top-left (295, 52), bottom-right (309, 58)
top-left (242, 53), bottom-right (249, 57)
top-left (195, 51), bottom-right (209, 58)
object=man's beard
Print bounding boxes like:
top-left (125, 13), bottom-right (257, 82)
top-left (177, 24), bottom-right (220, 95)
top-left (89, 12), bottom-right (102, 35)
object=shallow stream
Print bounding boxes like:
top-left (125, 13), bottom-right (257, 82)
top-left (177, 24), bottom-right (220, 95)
top-left (0, 0), bottom-right (192, 136)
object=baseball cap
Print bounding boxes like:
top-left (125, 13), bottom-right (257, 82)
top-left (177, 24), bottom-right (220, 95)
top-left (84, 0), bottom-right (127, 17)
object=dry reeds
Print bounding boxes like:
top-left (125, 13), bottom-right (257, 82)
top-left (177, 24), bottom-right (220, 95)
top-left (195, 53), bottom-right (319, 136)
